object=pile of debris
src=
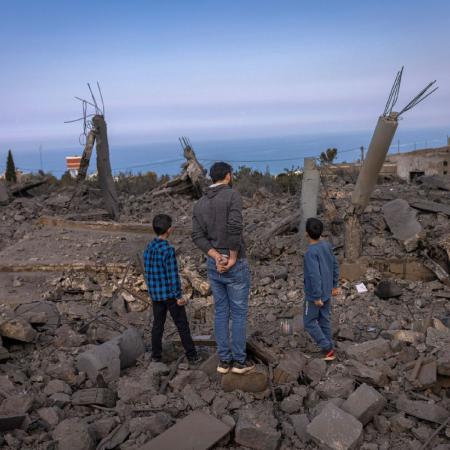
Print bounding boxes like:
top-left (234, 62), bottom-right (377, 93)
top-left (1, 168), bottom-right (450, 449)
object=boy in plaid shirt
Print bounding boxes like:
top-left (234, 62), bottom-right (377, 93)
top-left (144, 214), bottom-right (199, 363)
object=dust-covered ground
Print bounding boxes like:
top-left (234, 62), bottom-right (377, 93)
top-left (0, 173), bottom-right (449, 450)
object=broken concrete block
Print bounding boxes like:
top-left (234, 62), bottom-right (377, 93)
top-left (307, 403), bottom-right (363, 450)
top-left (46, 360), bottom-right (78, 385)
top-left (89, 417), bottom-right (117, 441)
top-left (76, 327), bottom-right (144, 382)
top-left (44, 379), bottom-right (72, 396)
top-left (169, 370), bottom-right (210, 392)
top-left (417, 360), bottom-right (437, 388)
top-left (273, 351), bottom-right (306, 384)
top-left (117, 375), bottom-right (156, 403)
top-left (0, 318), bottom-right (36, 342)
top-left (341, 383), bottom-right (386, 425)
top-left (280, 394), bottom-right (303, 414)
top-left (316, 376), bottom-right (355, 399)
top-left (0, 394), bottom-right (34, 415)
top-left (199, 353), bottom-right (220, 379)
top-left (37, 407), bottom-right (61, 427)
top-left (53, 418), bottom-right (95, 450)
top-left (54, 324), bottom-right (85, 348)
top-left (141, 411), bottom-right (232, 450)
top-left (49, 392), bottom-right (71, 408)
top-left (77, 341), bottom-right (121, 382)
top-left (345, 338), bottom-right (390, 362)
top-left (437, 349), bottom-right (450, 376)
top-left (235, 404), bottom-right (281, 450)
top-left (0, 414), bottom-right (25, 432)
top-left (221, 365), bottom-right (268, 393)
top-left (426, 327), bottom-right (450, 348)
top-left (14, 301), bottom-right (60, 332)
top-left (72, 388), bottom-right (116, 408)
top-left (182, 384), bottom-right (206, 409)
top-left (389, 330), bottom-right (425, 344)
top-left (304, 358), bottom-right (327, 383)
top-left (375, 279), bottom-right (402, 299)
top-left (290, 414), bottom-right (310, 443)
top-left (347, 359), bottom-right (389, 387)
top-left (129, 413), bottom-right (172, 436)
top-left (396, 397), bottom-right (449, 424)
top-left (390, 412), bottom-right (415, 433)
top-left (382, 199), bottom-right (422, 243)
top-left (0, 346), bottom-right (10, 362)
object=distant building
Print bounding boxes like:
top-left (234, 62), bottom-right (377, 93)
top-left (387, 145), bottom-right (450, 182)
top-left (66, 156), bottom-right (82, 178)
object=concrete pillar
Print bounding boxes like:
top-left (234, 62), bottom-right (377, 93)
top-left (299, 158), bottom-right (320, 247)
top-left (345, 114), bottom-right (398, 261)
top-left (351, 115), bottom-right (398, 214)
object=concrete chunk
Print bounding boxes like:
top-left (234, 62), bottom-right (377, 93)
top-left (345, 338), bottom-right (390, 362)
top-left (316, 376), bottom-right (355, 399)
top-left (0, 394), bottom-right (34, 415)
top-left (382, 198), bottom-right (422, 242)
top-left (72, 388), bottom-right (116, 408)
top-left (396, 397), bottom-right (449, 424)
top-left (347, 360), bottom-right (389, 387)
top-left (141, 411), bottom-right (232, 450)
top-left (235, 403), bottom-right (281, 450)
top-left (307, 403), bottom-right (363, 450)
top-left (341, 383), bottom-right (386, 425)
top-left (0, 318), bottom-right (36, 342)
top-left (273, 351), bottom-right (306, 384)
top-left (53, 418), bottom-right (95, 450)
top-left (221, 365), bottom-right (268, 393)
top-left (76, 327), bottom-right (144, 382)
top-left (437, 349), bottom-right (450, 376)
top-left (290, 414), bottom-right (310, 443)
top-left (0, 415), bottom-right (25, 432)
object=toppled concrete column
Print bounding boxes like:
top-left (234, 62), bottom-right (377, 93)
top-left (299, 158), bottom-right (320, 248)
top-left (345, 114), bottom-right (398, 260)
top-left (77, 327), bottom-right (144, 382)
top-left (352, 115), bottom-right (398, 213)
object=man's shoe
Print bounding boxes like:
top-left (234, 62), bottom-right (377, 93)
top-left (231, 360), bottom-right (256, 374)
top-left (217, 360), bottom-right (232, 374)
top-left (322, 349), bottom-right (335, 361)
top-left (188, 355), bottom-right (202, 365)
top-left (151, 355), bottom-right (162, 363)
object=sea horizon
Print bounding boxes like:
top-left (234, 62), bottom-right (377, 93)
top-left (1, 126), bottom-right (449, 177)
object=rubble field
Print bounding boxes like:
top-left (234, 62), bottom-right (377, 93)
top-left (0, 173), bottom-right (449, 450)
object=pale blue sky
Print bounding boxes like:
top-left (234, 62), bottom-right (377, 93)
top-left (0, 0), bottom-right (449, 151)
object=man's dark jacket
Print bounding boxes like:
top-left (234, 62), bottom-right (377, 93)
top-left (192, 184), bottom-right (245, 258)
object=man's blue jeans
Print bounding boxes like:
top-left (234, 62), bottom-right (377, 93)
top-left (207, 257), bottom-right (251, 363)
top-left (304, 299), bottom-right (333, 351)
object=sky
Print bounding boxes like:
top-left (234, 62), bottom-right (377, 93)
top-left (0, 0), bottom-right (449, 153)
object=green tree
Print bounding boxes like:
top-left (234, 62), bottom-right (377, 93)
top-left (5, 149), bottom-right (17, 183)
top-left (320, 147), bottom-right (338, 165)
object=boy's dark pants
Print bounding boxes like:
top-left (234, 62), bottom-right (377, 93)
top-left (303, 299), bottom-right (333, 351)
top-left (152, 299), bottom-right (197, 359)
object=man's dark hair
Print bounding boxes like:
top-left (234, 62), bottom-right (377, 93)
top-left (210, 162), bottom-right (232, 183)
top-left (153, 214), bottom-right (172, 236)
top-left (306, 217), bottom-right (323, 240)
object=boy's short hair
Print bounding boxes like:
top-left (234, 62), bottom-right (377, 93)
top-left (210, 162), bottom-right (232, 183)
top-left (306, 217), bottom-right (323, 240)
top-left (153, 214), bottom-right (172, 236)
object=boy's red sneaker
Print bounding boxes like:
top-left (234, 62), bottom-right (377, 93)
top-left (322, 349), bottom-right (335, 361)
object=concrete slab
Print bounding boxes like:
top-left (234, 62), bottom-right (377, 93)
top-left (382, 199), bottom-right (422, 242)
top-left (141, 411), bottom-right (232, 450)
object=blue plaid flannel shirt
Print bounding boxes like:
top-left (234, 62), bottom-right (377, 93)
top-left (143, 238), bottom-right (182, 302)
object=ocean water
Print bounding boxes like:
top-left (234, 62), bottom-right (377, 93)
top-left (3, 127), bottom-right (449, 177)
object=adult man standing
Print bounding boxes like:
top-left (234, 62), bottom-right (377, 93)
top-left (192, 162), bottom-right (254, 374)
